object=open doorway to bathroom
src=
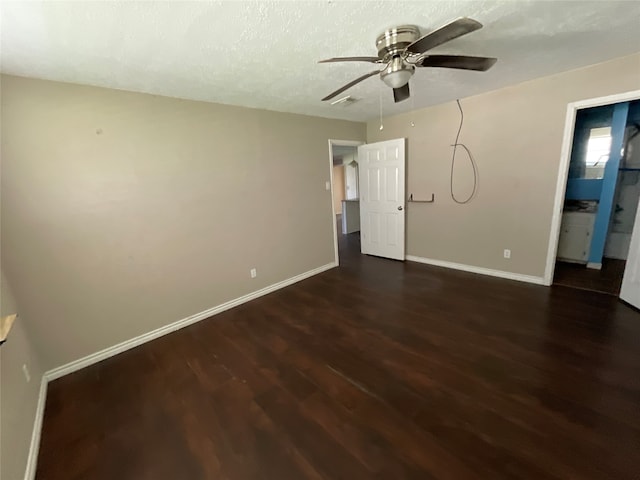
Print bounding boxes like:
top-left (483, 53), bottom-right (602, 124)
top-left (553, 100), bottom-right (640, 295)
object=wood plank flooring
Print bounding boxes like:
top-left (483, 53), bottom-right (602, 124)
top-left (36, 233), bottom-right (640, 479)
top-left (553, 258), bottom-right (626, 295)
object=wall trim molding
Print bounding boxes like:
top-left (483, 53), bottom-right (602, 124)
top-left (24, 376), bottom-right (48, 480)
top-left (405, 255), bottom-right (546, 285)
top-left (45, 262), bottom-right (336, 381)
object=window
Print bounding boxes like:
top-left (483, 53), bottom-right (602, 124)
top-left (584, 127), bottom-right (611, 178)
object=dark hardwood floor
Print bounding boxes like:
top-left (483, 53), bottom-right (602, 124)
top-left (37, 233), bottom-right (640, 479)
top-left (553, 258), bottom-right (626, 296)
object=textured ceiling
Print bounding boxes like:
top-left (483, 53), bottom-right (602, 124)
top-left (1, 1), bottom-right (639, 122)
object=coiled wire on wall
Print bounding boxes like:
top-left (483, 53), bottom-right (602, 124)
top-left (450, 99), bottom-right (478, 204)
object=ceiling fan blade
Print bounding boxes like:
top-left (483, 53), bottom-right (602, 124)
top-left (418, 54), bottom-right (497, 71)
top-left (393, 83), bottom-right (410, 103)
top-left (406, 17), bottom-right (483, 55)
top-left (321, 69), bottom-right (380, 101)
top-left (319, 57), bottom-right (381, 64)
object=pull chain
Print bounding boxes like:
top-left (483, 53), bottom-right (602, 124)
top-left (379, 83), bottom-right (384, 131)
top-left (410, 81), bottom-right (415, 127)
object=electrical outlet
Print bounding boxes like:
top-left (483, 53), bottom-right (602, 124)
top-left (504, 249), bottom-right (511, 259)
top-left (250, 268), bottom-right (257, 278)
top-left (22, 364), bottom-right (31, 382)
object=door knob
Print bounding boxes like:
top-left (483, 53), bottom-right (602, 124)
top-left (397, 206), bottom-right (403, 211)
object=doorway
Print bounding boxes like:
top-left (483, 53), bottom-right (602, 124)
top-left (328, 140), bottom-right (363, 264)
top-left (551, 99), bottom-right (640, 295)
top-left (328, 138), bottom-right (407, 264)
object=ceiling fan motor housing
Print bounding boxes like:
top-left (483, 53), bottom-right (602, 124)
top-left (377, 25), bottom-right (420, 88)
top-left (375, 25), bottom-right (421, 59)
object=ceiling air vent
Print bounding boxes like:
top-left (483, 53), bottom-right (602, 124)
top-left (330, 95), bottom-right (358, 106)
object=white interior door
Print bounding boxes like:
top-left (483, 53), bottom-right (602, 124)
top-left (620, 197), bottom-right (640, 308)
top-left (358, 139), bottom-right (406, 261)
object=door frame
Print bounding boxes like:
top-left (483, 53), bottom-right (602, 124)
top-left (328, 139), bottom-right (364, 265)
top-left (543, 89), bottom-right (640, 286)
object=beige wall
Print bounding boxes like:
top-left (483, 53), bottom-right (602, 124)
top-left (367, 53), bottom-right (640, 278)
top-left (1, 75), bottom-right (365, 369)
top-left (332, 165), bottom-right (345, 214)
top-left (1, 270), bottom-right (44, 480)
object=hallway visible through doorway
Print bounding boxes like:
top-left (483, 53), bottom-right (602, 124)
top-left (330, 142), bottom-right (360, 258)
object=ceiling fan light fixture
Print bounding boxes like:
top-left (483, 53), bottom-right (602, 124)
top-left (381, 56), bottom-right (414, 88)
top-left (381, 69), bottom-right (413, 88)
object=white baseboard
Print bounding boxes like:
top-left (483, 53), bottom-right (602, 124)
top-left (405, 255), bottom-right (546, 285)
top-left (24, 376), bottom-right (48, 480)
top-left (45, 262), bottom-right (336, 381)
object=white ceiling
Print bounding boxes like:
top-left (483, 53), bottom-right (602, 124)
top-left (1, 1), bottom-right (639, 122)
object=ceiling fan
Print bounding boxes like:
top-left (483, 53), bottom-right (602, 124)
top-left (319, 17), bottom-right (497, 103)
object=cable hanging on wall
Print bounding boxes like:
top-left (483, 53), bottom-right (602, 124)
top-left (450, 99), bottom-right (478, 204)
